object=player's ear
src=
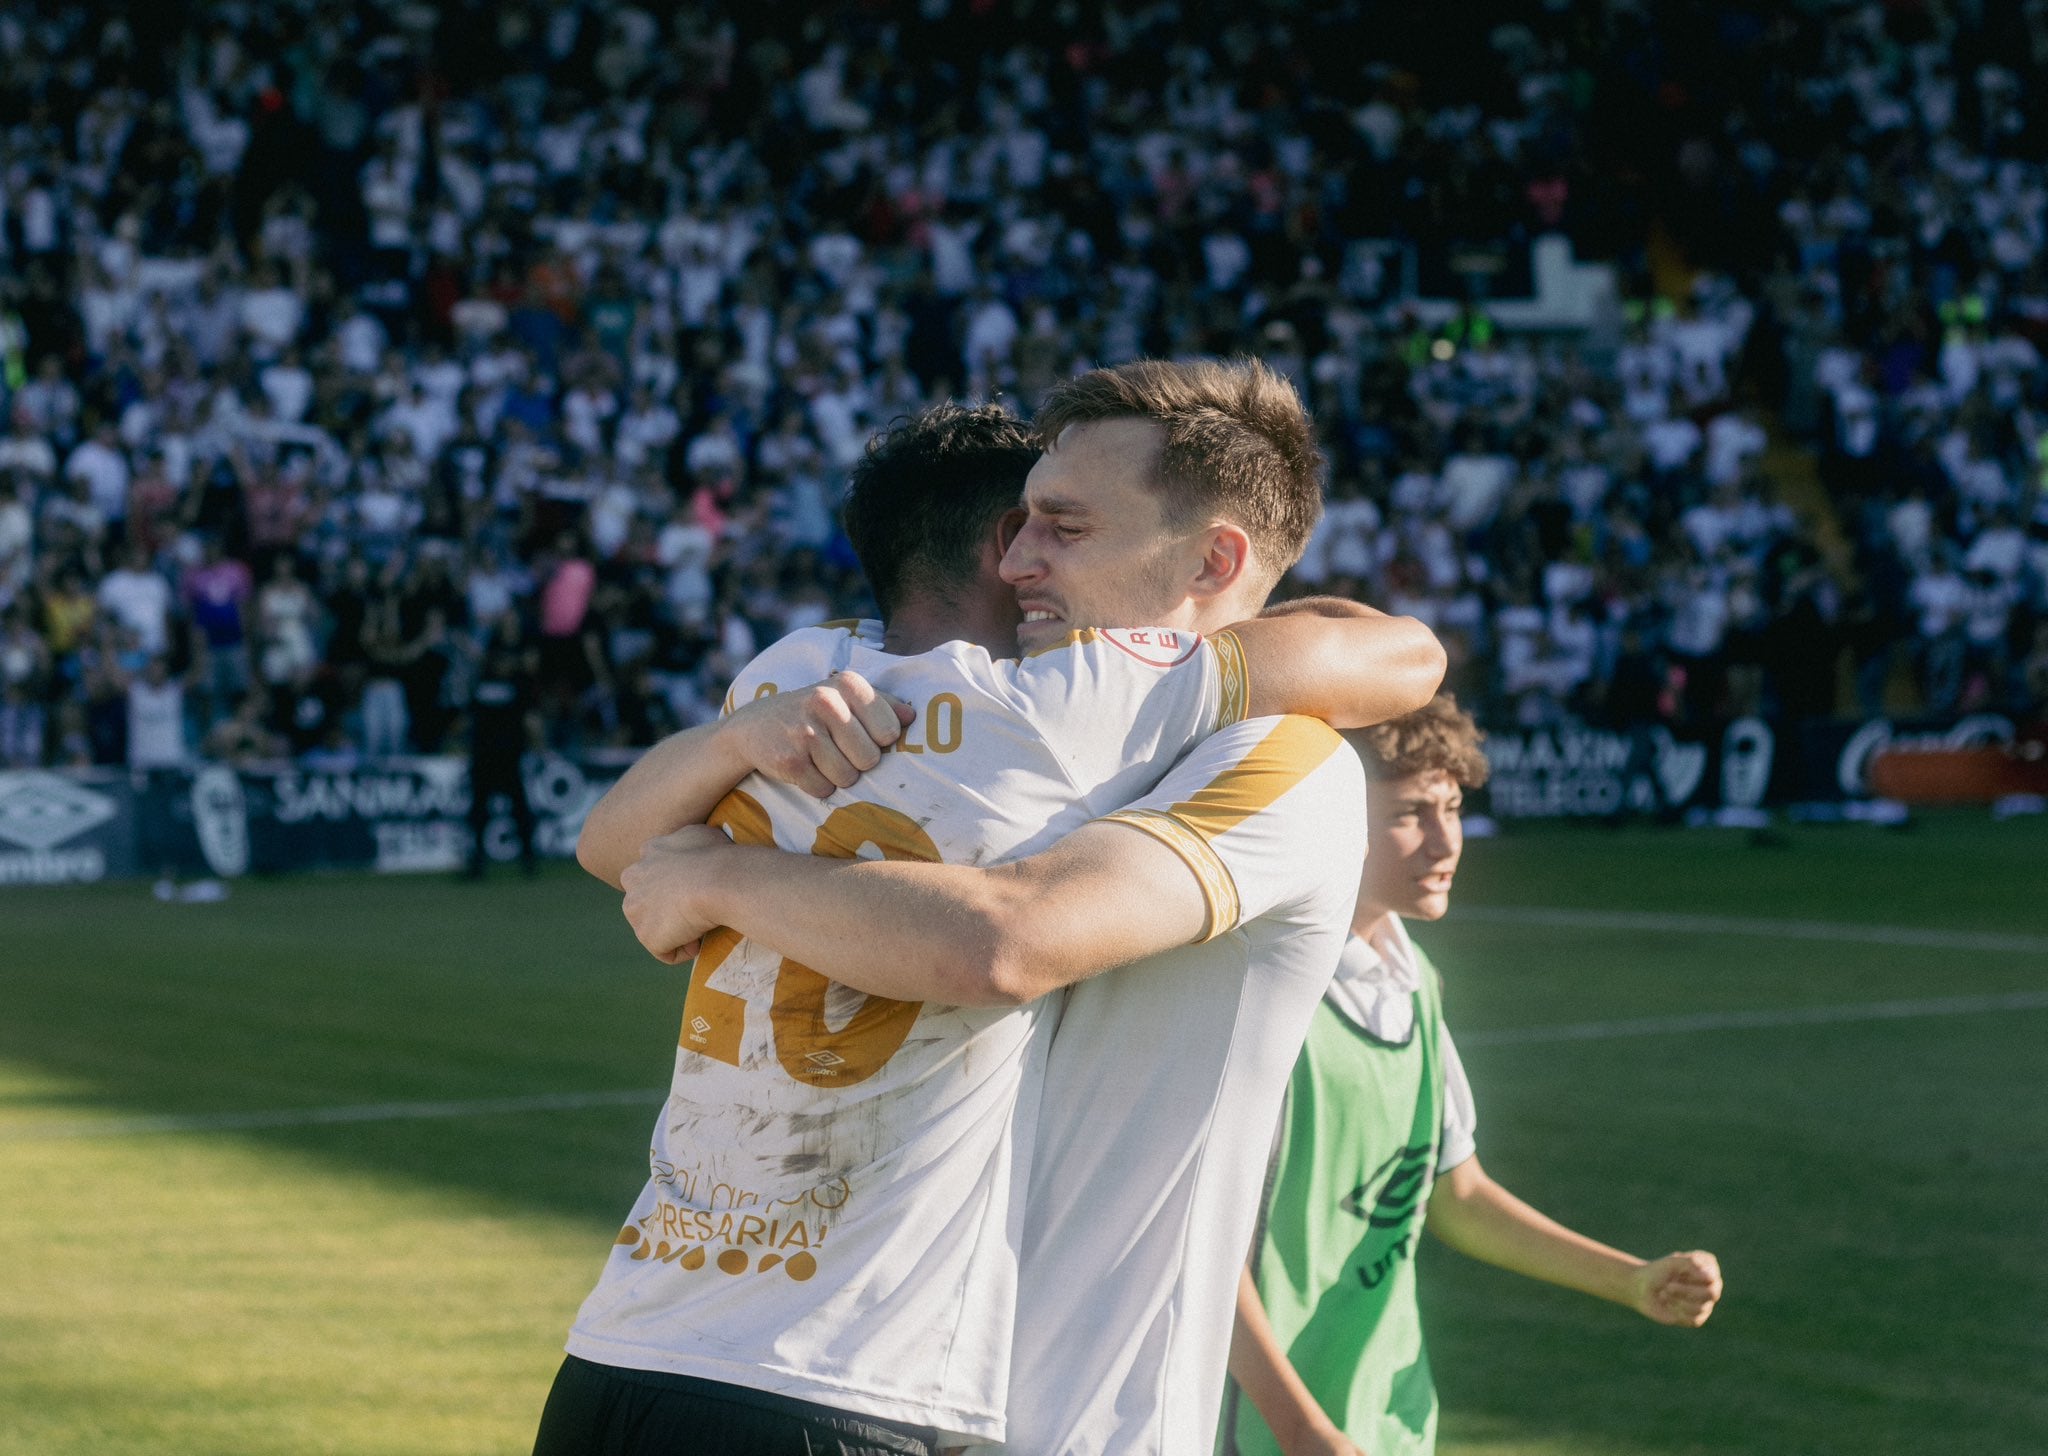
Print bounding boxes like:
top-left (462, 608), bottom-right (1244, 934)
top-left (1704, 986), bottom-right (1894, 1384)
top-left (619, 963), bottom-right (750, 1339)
top-left (976, 512), bottom-right (1023, 590)
top-left (995, 506), bottom-right (1026, 555)
top-left (1190, 521), bottom-right (1252, 601)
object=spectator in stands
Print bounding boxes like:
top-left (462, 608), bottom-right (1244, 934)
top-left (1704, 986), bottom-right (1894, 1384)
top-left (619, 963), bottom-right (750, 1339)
top-left (64, 418), bottom-right (129, 544)
top-left (0, 602), bottom-right (49, 767)
top-left (96, 545), bottom-right (170, 660)
top-left (202, 689), bottom-right (287, 766)
top-left (536, 530), bottom-right (607, 747)
top-left (182, 534), bottom-right (254, 726)
top-left (359, 557), bottom-right (413, 760)
top-left (255, 554), bottom-right (319, 690)
top-left (2, 0), bottom-right (2044, 787)
top-left (464, 610), bottom-right (540, 879)
top-left (1912, 544), bottom-right (1972, 714)
top-left (125, 655), bottom-right (189, 771)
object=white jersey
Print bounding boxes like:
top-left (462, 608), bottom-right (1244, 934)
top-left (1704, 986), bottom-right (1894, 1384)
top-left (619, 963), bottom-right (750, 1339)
top-left (995, 715), bottom-right (1368, 1456)
top-left (567, 620), bottom-right (1249, 1443)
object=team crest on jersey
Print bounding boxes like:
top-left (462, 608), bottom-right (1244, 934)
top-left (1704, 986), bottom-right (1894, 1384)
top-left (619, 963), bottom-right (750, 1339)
top-left (1100, 627), bottom-right (1202, 668)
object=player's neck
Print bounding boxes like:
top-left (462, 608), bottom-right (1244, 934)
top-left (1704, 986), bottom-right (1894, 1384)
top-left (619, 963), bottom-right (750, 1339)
top-left (882, 597), bottom-right (1016, 657)
top-left (1351, 905), bottom-right (1398, 944)
top-left (1186, 586), bottom-right (1269, 637)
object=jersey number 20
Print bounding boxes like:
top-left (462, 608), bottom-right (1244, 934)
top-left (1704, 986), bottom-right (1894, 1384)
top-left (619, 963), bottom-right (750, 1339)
top-left (679, 790), bottom-right (932, 1086)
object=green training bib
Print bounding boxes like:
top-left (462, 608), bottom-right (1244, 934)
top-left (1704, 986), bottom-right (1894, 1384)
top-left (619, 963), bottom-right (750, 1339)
top-left (1224, 950), bottom-right (1447, 1456)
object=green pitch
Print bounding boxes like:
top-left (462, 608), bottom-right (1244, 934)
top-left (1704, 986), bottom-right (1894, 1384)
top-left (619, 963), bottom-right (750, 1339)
top-left (1, 815), bottom-right (2043, 1455)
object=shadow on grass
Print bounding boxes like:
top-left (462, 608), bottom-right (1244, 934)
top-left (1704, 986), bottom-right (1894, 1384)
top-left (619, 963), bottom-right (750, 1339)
top-left (1, 864), bottom-right (683, 1227)
top-left (5, 829), bottom-right (2048, 1456)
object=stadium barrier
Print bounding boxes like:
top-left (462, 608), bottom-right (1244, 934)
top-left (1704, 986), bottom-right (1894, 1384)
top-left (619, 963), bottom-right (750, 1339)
top-left (1795, 712), bottom-right (2031, 804)
top-left (1477, 711), bottom-right (2034, 820)
top-left (3, 713), bottom-right (2037, 886)
top-left (1868, 745), bottom-right (2048, 804)
top-left (0, 754), bottom-right (630, 887)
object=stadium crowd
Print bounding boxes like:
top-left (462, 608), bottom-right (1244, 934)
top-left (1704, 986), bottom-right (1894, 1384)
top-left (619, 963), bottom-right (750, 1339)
top-left (0, 0), bottom-right (2045, 775)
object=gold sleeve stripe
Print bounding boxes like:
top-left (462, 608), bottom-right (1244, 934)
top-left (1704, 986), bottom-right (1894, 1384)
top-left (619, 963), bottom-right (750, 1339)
top-left (1210, 628), bottom-right (1250, 729)
top-left (1099, 808), bottom-right (1241, 943)
top-left (1024, 626), bottom-right (1102, 658)
top-left (1168, 715), bottom-right (1344, 841)
top-left (818, 618), bottom-right (861, 631)
top-left (720, 687), bottom-right (737, 718)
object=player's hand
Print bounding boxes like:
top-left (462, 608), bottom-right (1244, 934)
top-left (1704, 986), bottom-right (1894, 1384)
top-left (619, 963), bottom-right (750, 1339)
top-left (620, 825), bottom-right (731, 964)
top-left (1629, 1250), bottom-right (1723, 1327)
top-left (722, 671), bottom-right (914, 799)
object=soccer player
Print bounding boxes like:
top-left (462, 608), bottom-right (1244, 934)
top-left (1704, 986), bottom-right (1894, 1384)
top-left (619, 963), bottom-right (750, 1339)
top-left (538, 391), bottom-right (1443, 1455)
top-left (1221, 695), bottom-right (1724, 1456)
top-left (621, 361), bottom-right (1411, 1454)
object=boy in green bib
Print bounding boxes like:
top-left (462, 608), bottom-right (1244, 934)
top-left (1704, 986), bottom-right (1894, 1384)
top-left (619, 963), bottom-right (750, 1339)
top-left (1222, 696), bottom-right (1722, 1456)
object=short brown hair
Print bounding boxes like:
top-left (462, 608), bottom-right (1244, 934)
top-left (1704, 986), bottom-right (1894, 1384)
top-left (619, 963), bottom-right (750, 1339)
top-left (1033, 357), bottom-right (1325, 592)
top-left (1344, 693), bottom-right (1490, 787)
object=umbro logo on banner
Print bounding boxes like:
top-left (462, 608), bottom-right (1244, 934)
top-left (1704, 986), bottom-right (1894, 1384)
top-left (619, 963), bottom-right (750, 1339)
top-left (0, 773), bottom-right (117, 853)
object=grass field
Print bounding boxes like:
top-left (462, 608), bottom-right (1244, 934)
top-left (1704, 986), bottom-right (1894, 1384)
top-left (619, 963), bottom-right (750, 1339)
top-left (2, 813), bottom-right (2044, 1455)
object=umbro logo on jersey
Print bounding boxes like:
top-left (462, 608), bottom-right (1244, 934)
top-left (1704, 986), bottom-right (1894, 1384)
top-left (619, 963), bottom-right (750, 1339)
top-left (689, 1016), bottom-right (712, 1036)
top-left (1340, 1141), bottom-right (1436, 1229)
top-left (1340, 1140), bottom-right (1437, 1291)
top-left (804, 1049), bottom-right (846, 1068)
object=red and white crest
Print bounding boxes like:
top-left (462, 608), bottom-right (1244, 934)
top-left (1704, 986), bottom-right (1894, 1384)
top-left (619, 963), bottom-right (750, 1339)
top-left (1098, 627), bottom-right (1203, 669)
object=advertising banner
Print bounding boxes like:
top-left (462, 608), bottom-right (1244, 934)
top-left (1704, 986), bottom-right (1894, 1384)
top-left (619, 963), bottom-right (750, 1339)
top-left (1481, 724), bottom-right (1719, 819)
top-left (191, 753), bottom-right (624, 877)
top-left (0, 754), bottom-right (630, 886)
top-left (23, 714), bottom-right (2030, 868)
top-left (1485, 712), bottom-right (2029, 816)
top-left (0, 769), bottom-right (140, 885)
top-left (1793, 713), bottom-right (2017, 802)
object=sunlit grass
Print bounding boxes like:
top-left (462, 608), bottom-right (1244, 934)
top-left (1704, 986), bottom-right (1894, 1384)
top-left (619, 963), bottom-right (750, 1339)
top-left (1, 817), bottom-right (2042, 1454)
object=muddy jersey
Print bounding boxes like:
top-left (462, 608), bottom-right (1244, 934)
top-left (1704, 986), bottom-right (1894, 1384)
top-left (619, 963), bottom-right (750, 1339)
top-left (566, 621), bottom-right (1248, 1444)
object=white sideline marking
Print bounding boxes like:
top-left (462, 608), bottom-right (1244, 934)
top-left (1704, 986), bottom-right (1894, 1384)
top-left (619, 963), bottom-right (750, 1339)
top-left (11, 991), bottom-right (2047, 1141)
top-left (0, 1087), bottom-right (665, 1142)
top-left (1461, 991), bottom-right (2048, 1048)
top-left (1456, 906), bottom-right (2048, 957)
top-left (7, 910), bottom-right (2045, 1142)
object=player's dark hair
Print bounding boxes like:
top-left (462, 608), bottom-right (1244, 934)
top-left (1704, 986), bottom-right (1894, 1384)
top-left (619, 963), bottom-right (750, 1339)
top-left (1033, 357), bottom-right (1325, 593)
top-left (1344, 693), bottom-right (1491, 788)
top-left (840, 402), bottom-right (1039, 619)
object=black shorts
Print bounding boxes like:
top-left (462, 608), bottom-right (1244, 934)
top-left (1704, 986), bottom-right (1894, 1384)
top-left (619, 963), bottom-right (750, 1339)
top-left (531, 1355), bottom-right (939, 1456)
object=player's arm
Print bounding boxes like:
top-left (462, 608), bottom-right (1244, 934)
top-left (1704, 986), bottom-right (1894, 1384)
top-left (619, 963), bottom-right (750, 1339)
top-left (575, 673), bottom-right (913, 889)
top-left (1228, 1266), bottom-right (1366, 1456)
top-left (1230, 596), bottom-right (1445, 729)
top-left (622, 716), bottom-right (1363, 1004)
top-left (623, 814), bottom-right (1208, 1004)
top-left (587, 596), bottom-right (1433, 890)
top-left (1424, 1156), bottom-right (1723, 1328)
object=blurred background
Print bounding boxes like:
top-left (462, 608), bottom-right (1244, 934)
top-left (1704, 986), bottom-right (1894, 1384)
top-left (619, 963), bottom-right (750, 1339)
top-left (0, 3), bottom-right (2042, 1454)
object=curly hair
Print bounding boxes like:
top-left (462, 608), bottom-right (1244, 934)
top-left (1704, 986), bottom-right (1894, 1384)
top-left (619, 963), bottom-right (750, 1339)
top-left (1033, 357), bottom-right (1325, 593)
top-left (1343, 693), bottom-right (1491, 788)
top-left (840, 402), bottom-right (1040, 618)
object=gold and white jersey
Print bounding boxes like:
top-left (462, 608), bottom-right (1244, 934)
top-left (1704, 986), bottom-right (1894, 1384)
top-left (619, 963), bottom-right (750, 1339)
top-left (566, 620), bottom-right (1247, 1443)
top-left (995, 715), bottom-right (1369, 1456)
